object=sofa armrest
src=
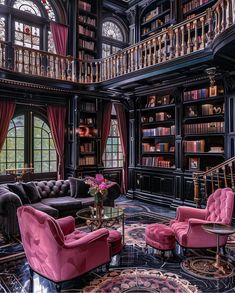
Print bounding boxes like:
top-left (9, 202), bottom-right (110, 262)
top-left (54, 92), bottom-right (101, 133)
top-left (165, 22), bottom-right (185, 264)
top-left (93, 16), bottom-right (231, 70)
top-left (0, 188), bottom-right (22, 216)
top-left (56, 216), bottom-right (75, 235)
top-left (176, 206), bottom-right (206, 222)
top-left (64, 228), bottom-right (109, 249)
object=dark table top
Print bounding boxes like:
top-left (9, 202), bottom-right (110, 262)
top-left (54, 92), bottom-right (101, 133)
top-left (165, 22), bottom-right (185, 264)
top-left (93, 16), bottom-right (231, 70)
top-left (202, 223), bottom-right (235, 235)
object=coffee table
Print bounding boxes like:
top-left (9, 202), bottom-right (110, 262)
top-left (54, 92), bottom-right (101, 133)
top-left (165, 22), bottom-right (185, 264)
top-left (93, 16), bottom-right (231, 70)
top-left (76, 206), bottom-right (125, 244)
top-left (202, 223), bottom-right (235, 274)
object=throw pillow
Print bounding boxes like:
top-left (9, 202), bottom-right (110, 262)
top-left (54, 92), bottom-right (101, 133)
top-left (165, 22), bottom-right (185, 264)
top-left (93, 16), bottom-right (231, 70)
top-left (22, 182), bottom-right (41, 204)
top-left (68, 177), bottom-right (90, 198)
top-left (8, 183), bottom-right (31, 204)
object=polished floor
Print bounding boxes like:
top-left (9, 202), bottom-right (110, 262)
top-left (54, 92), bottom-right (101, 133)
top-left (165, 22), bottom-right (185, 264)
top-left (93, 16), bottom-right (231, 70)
top-left (0, 196), bottom-right (235, 292)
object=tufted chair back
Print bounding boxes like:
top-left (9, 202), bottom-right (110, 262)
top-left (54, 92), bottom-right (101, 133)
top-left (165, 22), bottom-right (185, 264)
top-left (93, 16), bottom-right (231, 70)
top-left (205, 188), bottom-right (234, 224)
top-left (35, 180), bottom-right (70, 199)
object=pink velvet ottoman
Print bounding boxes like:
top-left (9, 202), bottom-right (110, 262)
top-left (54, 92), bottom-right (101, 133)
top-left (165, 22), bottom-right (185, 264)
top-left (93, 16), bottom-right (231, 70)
top-left (107, 230), bottom-right (123, 256)
top-left (145, 223), bottom-right (175, 251)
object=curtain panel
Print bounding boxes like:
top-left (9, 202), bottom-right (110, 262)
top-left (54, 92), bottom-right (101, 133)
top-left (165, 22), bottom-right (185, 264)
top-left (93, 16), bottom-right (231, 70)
top-left (0, 100), bottom-right (16, 151)
top-left (47, 106), bottom-right (66, 180)
top-left (101, 101), bottom-right (112, 157)
top-left (50, 22), bottom-right (68, 56)
top-left (114, 104), bottom-right (128, 194)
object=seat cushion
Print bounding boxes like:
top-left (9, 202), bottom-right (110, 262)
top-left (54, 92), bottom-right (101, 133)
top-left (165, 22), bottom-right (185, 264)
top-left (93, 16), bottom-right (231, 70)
top-left (107, 230), bottom-right (122, 256)
top-left (26, 202), bottom-right (59, 218)
top-left (170, 221), bottom-right (188, 247)
top-left (41, 196), bottom-right (82, 211)
top-left (65, 229), bottom-right (88, 243)
top-left (145, 223), bottom-right (175, 250)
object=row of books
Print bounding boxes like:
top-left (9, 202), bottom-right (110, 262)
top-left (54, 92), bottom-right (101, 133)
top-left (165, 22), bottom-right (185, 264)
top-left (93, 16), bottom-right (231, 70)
top-left (142, 142), bottom-right (171, 152)
top-left (143, 6), bottom-right (161, 23)
top-left (79, 39), bottom-right (95, 51)
top-left (184, 122), bottom-right (224, 134)
top-left (183, 0), bottom-right (210, 14)
top-left (78, 25), bottom-right (95, 38)
top-left (184, 88), bottom-right (208, 101)
top-left (184, 140), bottom-right (205, 152)
top-left (79, 156), bottom-right (95, 166)
top-left (80, 117), bottom-right (95, 125)
top-left (78, 15), bottom-right (96, 27)
top-left (78, 51), bottom-right (94, 61)
top-left (81, 102), bottom-right (96, 112)
top-left (79, 1), bottom-right (91, 12)
top-left (80, 143), bottom-right (94, 153)
top-left (142, 157), bottom-right (174, 168)
top-left (143, 126), bottom-right (175, 137)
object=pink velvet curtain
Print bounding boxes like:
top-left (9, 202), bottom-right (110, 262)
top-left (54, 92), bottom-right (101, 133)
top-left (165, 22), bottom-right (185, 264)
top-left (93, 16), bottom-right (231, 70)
top-left (50, 22), bottom-right (68, 56)
top-left (114, 104), bottom-right (128, 194)
top-left (0, 100), bottom-right (16, 151)
top-left (47, 106), bottom-right (66, 180)
top-left (101, 101), bottom-right (112, 157)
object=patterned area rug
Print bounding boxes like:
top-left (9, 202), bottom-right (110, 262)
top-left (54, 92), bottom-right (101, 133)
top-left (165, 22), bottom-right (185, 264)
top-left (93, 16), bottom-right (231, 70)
top-left (0, 234), bottom-right (24, 264)
top-left (181, 256), bottom-right (235, 279)
top-left (83, 268), bottom-right (199, 293)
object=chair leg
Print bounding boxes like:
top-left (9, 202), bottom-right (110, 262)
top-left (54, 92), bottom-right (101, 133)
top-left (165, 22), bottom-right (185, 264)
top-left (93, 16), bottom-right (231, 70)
top-left (106, 263), bottom-right (110, 272)
top-left (222, 246), bottom-right (226, 255)
top-left (29, 267), bottom-right (33, 293)
top-left (55, 283), bottom-right (61, 292)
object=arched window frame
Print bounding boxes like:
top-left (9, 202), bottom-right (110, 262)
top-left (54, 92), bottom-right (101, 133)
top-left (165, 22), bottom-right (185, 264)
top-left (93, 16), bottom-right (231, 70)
top-left (0, 107), bottom-right (57, 175)
top-left (0, 0), bottom-right (66, 52)
top-left (102, 16), bottom-right (128, 58)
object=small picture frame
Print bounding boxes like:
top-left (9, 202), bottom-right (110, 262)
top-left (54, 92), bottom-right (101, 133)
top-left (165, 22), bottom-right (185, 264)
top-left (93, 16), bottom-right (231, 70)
top-left (209, 86), bottom-right (218, 97)
top-left (189, 157), bottom-right (200, 170)
top-left (185, 106), bottom-right (198, 117)
top-left (147, 96), bottom-right (156, 108)
top-left (156, 95), bottom-right (170, 106)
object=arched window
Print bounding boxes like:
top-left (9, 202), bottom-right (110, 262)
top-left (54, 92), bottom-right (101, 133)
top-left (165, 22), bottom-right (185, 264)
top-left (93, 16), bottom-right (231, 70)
top-left (13, 0), bottom-right (42, 16)
top-left (102, 21), bottom-right (123, 41)
top-left (102, 106), bottom-right (123, 168)
top-left (0, 115), bottom-right (24, 171)
top-left (0, 113), bottom-right (57, 174)
top-left (102, 19), bottom-right (127, 58)
top-left (0, 17), bottom-right (5, 41)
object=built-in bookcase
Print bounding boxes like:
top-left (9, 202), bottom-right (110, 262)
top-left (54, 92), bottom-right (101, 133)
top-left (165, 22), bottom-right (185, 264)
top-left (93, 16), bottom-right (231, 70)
top-left (182, 83), bottom-right (225, 171)
top-left (182, 0), bottom-right (216, 20)
top-left (138, 94), bottom-right (176, 169)
top-left (77, 0), bottom-right (98, 61)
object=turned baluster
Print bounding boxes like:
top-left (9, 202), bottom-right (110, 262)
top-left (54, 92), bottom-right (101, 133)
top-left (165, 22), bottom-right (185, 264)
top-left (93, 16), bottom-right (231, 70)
top-left (200, 16), bottom-right (206, 49)
top-left (175, 28), bottom-right (179, 58)
top-left (103, 59), bottom-right (106, 80)
top-left (21, 48), bottom-right (25, 73)
top-left (78, 61), bottom-right (82, 83)
top-left (95, 62), bottom-right (98, 82)
top-left (143, 43), bottom-right (147, 68)
top-left (216, 169), bottom-right (220, 188)
top-left (221, 0), bottom-right (225, 31)
top-left (187, 23), bottom-right (191, 54)
top-left (119, 53), bottom-right (123, 75)
top-left (168, 27), bottom-right (174, 60)
top-left (158, 36), bottom-right (162, 63)
top-left (180, 26), bottom-right (185, 56)
top-left (193, 20), bottom-right (198, 52)
top-left (203, 175), bottom-right (208, 200)
top-left (162, 34), bottom-right (167, 62)
top-left (90, 62), bottom-right (93, 83)
top-left (134, 46), bottom-right (138, 70)
top-left (216, 6), bottom-right (221, 35)
top-left (52, 55), bottom-right (56, 79)
top-left (206, 8), bottom-right (214, 44)
top-left (229, 162), bottom-right (235, 191)
top-left (14, 48), bottom-right (18, 72)
top-left (226, 0), bottom-right (232, 28)
top-left (211, 172), bottom-right (215, 193)
top-left (139, 44), bottom-right (143, 69)
top-left (147, 41), bottom-right (151, 66)
top-left (114, 56), bottom-right (117, 77)
top-left (222, 166), bottom-right (228, 187)
top-left (193, 174), bottom-right (201, 208)
top-left (153, 38), bottom-right (157, 64)
top-left (123, 51), bottom-right (126, 74)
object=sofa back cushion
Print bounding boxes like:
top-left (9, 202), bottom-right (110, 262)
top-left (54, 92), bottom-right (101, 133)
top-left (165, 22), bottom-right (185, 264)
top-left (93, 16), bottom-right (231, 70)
top-left (8, 183), bottom-right (30, 204)
top-left (22, 182), bottom-right (41, 203)
top-left (35, 180), bottom-right (70, 199)
top-left (68, 177), bottom-right (90, 198)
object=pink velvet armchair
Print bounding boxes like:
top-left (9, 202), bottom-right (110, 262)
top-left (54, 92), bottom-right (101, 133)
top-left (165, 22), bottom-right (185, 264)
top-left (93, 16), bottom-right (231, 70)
top-left (17, 206), bottom-right (111, 289)
top-left (170, 188), bottom-right (234, 248)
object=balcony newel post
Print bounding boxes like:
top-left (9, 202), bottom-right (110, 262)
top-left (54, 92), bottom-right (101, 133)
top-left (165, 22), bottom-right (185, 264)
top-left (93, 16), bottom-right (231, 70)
top-left (187, 23), bottom-right (191, 54)
top-left (200, 16), bottom-right (206, 49)
top-left (193, 19), bottom-right (198, 52)
top-left (180, 26), bottom-right (185, 56)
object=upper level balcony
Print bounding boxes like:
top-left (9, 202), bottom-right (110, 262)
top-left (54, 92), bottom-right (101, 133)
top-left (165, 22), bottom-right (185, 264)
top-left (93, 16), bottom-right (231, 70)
top-left (0, 0), bottom-right (234, 91)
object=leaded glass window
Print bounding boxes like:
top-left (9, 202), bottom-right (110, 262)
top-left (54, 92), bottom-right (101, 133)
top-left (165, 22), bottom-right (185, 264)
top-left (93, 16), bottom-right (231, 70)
top-left (103, 107), bottom-right (123, 168)
top-left (0, 0), bottom-right (5, 4)
top-left (0, 17), bottom-right (5, 41)
top-left (15, 21), bottom-right (40, 49)
top-left (13, 0), bottom-right (42, 16)
top-left (48, 30), bottom-right (56, 53)
top-left (102, 21), bottom-right (123, 41)
top-left (40, 0), bottom-right (55, 21)
top-left (34, 117), bottom-right (57, 173)
top-left (0, 115), bottom-right (25, 172)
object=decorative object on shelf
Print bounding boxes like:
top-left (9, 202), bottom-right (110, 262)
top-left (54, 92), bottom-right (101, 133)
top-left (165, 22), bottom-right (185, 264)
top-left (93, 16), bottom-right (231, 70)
top-left (147, 96), bottom-right (156, 108)
top-left (208, 146), bottom-right (224, 153)
top-left (209, 85), bottom-right (218, 97)
top-left (189, 157), bottom-right (200, 170)
top-left (185, 106), bottom-right (198, 117)
top-left (205, 67), bottom-right (217, 86)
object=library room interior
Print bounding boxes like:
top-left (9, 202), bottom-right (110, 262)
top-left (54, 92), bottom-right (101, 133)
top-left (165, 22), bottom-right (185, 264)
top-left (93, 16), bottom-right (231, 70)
top-left (0, 0), bottom-right (235, 292)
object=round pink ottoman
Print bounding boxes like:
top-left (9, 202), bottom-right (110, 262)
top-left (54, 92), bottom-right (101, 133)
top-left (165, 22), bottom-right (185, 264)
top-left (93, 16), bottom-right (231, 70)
top-left (107, 230), bottom-right (123, 256)
top-left (145, 223), bottom-right (175, 251)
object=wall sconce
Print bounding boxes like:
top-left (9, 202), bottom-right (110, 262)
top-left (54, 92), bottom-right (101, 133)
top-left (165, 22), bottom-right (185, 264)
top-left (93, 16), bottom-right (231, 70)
top-left (205, 67), bottom-right (217, 86)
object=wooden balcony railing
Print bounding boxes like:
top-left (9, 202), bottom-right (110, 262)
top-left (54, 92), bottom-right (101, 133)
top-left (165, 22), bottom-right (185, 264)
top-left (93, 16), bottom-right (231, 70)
top-left (0, 0), bottom-right (234, 84)
top-left (193, 156), bottom-right (235, 207)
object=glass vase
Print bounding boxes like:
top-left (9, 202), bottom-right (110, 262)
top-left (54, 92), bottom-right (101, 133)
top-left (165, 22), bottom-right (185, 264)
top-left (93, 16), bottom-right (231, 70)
top-left (95, 193), bottom-right (103, 219)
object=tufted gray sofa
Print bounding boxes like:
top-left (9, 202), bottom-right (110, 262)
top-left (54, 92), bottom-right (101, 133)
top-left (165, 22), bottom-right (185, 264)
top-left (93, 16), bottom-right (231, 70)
top-left (0, 179), bottom-right (120, 239)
